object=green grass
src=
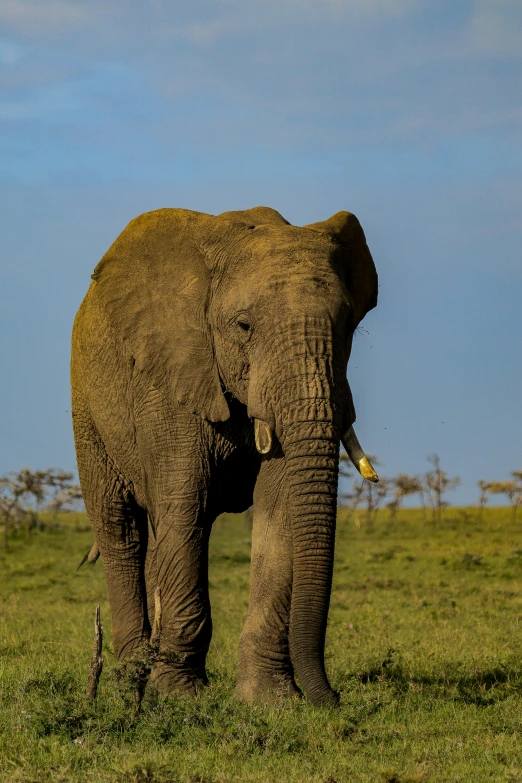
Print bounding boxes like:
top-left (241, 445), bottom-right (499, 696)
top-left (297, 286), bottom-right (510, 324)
top-left (1, 507), bottom-right (522, 782)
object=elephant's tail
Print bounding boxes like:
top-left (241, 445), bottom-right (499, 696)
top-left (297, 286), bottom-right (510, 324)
top-left (77, 542), bottom-right (100, 570)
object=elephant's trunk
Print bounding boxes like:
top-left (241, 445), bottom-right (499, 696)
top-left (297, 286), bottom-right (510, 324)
top-left (269, 318), bottom-right (343, 706)
top-left (283, 415), bottom-right (340, 707)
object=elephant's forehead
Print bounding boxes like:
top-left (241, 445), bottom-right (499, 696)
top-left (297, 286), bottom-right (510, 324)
top-left (222, 245), bottom-right (349, 315)
top-left (215, 226), bottom-right (350, 314)
top-left (235, 229), bottom-right (339, 281)
top-left (246, 252), bottom-right (343, 302)
top-left (247, 225), bottom-right (334, 258)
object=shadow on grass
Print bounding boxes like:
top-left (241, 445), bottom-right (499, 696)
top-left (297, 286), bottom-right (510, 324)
top-left (357, 649), bottom-right (522, 707)
top-left (14, 653), bottom-right (522, 748)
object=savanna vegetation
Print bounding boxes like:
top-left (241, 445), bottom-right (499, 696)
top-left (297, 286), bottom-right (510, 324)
top-left (1, 504), bottom-right (522, 783)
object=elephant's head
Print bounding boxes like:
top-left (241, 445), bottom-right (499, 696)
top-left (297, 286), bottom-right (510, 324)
top-left (91, 205), bottom-right (378, 706)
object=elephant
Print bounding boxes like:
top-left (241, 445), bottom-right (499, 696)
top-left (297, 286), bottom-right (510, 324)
top-left (71, 205), bottom-right (379, 708)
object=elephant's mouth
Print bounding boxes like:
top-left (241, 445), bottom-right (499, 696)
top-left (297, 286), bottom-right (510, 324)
top-left (253, 417), bottom-right (378, 482)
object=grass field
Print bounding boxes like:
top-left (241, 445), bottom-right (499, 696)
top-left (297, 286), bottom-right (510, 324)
top-left (1, 507), bottom-right (521, 783)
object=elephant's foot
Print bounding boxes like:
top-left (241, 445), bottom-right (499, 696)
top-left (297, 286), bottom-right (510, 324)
top-left (237, 632), bottom-right (299, 704)
top-left (149, 655), bottom-right (208, 699)
top-left (236, 670), bottom-right (301, 705)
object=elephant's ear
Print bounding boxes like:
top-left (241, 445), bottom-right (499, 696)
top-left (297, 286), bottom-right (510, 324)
top-left (303, 211), bottom-right (378, 325)
top-left (90, 208), bottom-right (230, 422)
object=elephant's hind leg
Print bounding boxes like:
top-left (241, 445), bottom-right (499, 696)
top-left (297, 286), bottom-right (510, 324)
top-left (73, 402), bottom-right (150, 663)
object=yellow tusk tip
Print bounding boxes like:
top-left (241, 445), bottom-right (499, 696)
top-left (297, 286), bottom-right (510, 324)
top-left (360, 458), bottom-right (379, 483)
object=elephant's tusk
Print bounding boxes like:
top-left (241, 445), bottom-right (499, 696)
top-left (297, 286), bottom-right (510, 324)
top-left (254, 418), bottom-right (273, 455)
top-left (341, 426), bottom-right (379, 482)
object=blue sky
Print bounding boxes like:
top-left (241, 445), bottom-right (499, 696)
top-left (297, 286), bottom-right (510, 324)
top-left (1, 0), bottom-right (521, 505)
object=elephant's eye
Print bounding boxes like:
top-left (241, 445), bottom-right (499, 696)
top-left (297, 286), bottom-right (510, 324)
top-left (237, 320), bottom-right (251, 332)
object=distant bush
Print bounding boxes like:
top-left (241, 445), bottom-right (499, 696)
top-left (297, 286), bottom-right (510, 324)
top-left (486, 472), bottom-right (522, 522)
top-left (339, 452), bottom-right (461, 524)
top-left (0, 468), bottom-right (82, 550)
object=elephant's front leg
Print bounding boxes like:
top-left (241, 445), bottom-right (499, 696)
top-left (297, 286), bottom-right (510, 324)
top-left (147, 494), bottom-right (212, 697)
top-left (237, 455), bottom-right (299, 704)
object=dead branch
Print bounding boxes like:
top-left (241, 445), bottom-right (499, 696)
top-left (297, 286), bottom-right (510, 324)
top-left (86, 605), bottom-right (103, 700)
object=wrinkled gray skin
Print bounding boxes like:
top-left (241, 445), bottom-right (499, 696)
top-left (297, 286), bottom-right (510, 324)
top-left (71, 206), bottom-right (378, 708)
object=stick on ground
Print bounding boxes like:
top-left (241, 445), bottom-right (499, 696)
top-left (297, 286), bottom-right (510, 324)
top-left (86, 604), bottom-right (103, 700)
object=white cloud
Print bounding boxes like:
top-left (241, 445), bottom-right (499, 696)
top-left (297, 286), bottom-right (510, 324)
top-left (1, 0), bottom-right (520, 166)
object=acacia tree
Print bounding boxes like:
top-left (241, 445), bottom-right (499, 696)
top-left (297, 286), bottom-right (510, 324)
top-left (0, 474), bottom-right (28, 550)
top-left (387, 473), bottom-right (424, 523)
top-left (488, 474), bottom-right (522, 523)
top-left (424, 454), bottom-right (461, 524)
top-left (341, 455), bottom-right (389, 527)
top-left (477, 479), bottom-right (492, 522)
top-left (45, 470), bottom-right (82, 518)
top-left (15, 468), bottom-right (49, 534)
top-left (341, 479), bottom-right (365, 522)
top-left (0, 469), bottom-right (83, 547)
top-left (362, 475), bottom-right (390, 527)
